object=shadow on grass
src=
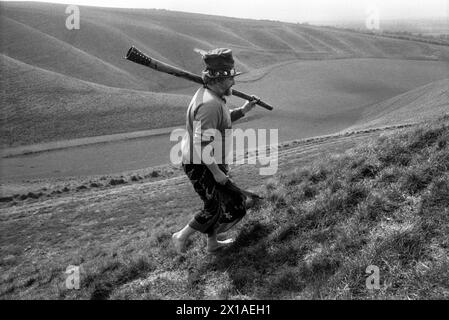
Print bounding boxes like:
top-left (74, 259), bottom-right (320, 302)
top-left (197, 219), bottom-right (341, 299)
top-left (80, 257), bottom-right (156, 300)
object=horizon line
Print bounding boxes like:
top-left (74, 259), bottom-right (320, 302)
top-left (1, 0), bottom-right (447, 25)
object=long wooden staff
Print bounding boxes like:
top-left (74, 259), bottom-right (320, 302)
top-left (125, 46), bottom-right (274, 111)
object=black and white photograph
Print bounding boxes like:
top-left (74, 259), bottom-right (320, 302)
top-left (0, 0), bottom-right (448, 303)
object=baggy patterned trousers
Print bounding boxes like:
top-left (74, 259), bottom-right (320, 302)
top-left (182, 163), bottom-right (247, 236)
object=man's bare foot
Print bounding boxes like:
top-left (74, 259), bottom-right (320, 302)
top-left (172, 232), bottom-right (187, 254)
top-left (207, 238), bottom-right (235, 253)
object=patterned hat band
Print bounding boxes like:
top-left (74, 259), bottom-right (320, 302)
top-left (202, 68), bottom-right (240, 78)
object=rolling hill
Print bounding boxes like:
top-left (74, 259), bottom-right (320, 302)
top-left (1, 2), bottom-right (449, 148)
top-left (1, 1), bottom-right (449, 301)
top-left (2, 1), bottom-right (448, 91)
top-left (342, 79), bottom-right (449, 132)
top-left (0, 115), bottom-right (447, 299)
top-left (0, 76), bottom-right (446, 182)
top-left (0, 54), bottom-right (189, 146)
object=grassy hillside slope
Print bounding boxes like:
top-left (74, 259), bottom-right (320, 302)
top-left (233, 60), bottom-right (449, 116)
top-left (114, 117), bottom-right (449, 300)
top-left (343, 78), bottom-right (449, 132)
top-left (0, 54), bottom-right (189, 146)
top-left (1, 2), bottom-right (449, 148)
top-left (233, 117), bottom-right (449, 299)
top-left (3, 54), bottom-right (448, 148)
top-left (2, 1), bottom-right (449, 92)
top-left (0, 116), bottom-right (447, 299)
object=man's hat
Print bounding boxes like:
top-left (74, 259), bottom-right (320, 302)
top-left (195, 48), bottom-right (243, 79)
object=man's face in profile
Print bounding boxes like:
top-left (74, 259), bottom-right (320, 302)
top-left (221, 77), bottom-right (235, 97)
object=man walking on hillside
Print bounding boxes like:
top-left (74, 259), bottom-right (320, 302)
top-left (172, 48), bottom-right (259, 254)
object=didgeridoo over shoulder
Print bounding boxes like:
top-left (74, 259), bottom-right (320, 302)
top-left (125, 46), bottom-right (274, 111)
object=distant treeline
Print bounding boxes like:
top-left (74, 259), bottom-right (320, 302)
top-left (319, 24), bottom-right (449, 46)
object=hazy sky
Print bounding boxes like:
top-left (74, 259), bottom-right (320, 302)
top-left (3, 0), bottom-right (449, 22)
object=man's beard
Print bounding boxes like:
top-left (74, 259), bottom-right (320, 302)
top-left (224, 87), bottom-right (233, 96)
